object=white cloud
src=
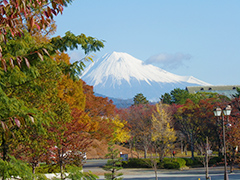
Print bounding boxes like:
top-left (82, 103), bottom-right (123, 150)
top-left (145, 52), bottom-right (192, 69)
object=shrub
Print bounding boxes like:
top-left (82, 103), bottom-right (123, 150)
top-left (163, 161), bottom-right (180, 169)
top-left (183, 158), bottom-right (202, 167)
top-left (122, 158), bottom-right (186, 169)
top-left (35, 164), bottom-right (60, 174)
top-left (175, 158), bottom-right (186, 167)
top-left (162, 158), bottom-right (186, 169)
top-left (122, 158), bottom-right (151, 168)
top-left (209, 156), bottom-right (223, 165)
top-left (35, 164), bottom-right (79, 174)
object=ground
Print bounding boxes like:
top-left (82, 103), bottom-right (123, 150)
top-left (86, 140), bottom-right (139, 159)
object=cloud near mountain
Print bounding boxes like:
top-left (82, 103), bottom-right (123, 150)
top-left (145, 52), bottom-right (192, 70)
top-left (81, 51), bottom-right (210, 102)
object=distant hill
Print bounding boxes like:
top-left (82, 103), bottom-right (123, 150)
top-left (94, 93), bottom-right (133, 108)
top-left (81, 52), bottom-right (211, 102)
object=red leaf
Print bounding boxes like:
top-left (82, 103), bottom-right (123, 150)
top-left (42, 48), bottom-right (50, 56)
top-left (24, 57), bottom-right (30, 68)
top-left (1, 58), bottom-right (7, 71)
top-left (30, 17), bottom-right (35, 29)
top-left (44, 11), bottom-right (49, 18)
top-left (37, 52), bottom-right (43, 61)
top-left (35, 24), bottom-right (40, 30)
top-left (29, 115), bottom-right (35, 123)
top-left (1, 121), bottom-right (6, 131)
top-left (14, 118), bottom-right (21, 127)
top-left (17, 56), bottom-right (21, 67)
top-left (51, 9), bottom-right (57, 16)
top-left (9, 58), bottom-right (14, 68)
top-left (59, 5), bottom-right (63, 14)
top-left (3, 0), bottom-right (8, 6)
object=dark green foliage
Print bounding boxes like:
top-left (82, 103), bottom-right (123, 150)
top-left (182, 158), bottom-right (202, 167)
top-left (163, 161), bottom-right (180, 169)
top-left (233, 87), bottom-right (240, 98)
top-left (122, 158), bottom-right (152, 168)
top-left (103, 143), bottom-right (123, 180)
top-left (160, 88), bottom-right (189, 105)
top-left (183, 156), bottom-right (223, 167)
top-left (160, 93), bottom-right (172, 104)
top-left (162, 158), bottom-right (186, 169)
top-left (170, 88), bottom-right (190, 105)
top-left (208, 156), bottom-right (223, 165)
top-left (133, 93), bottom-right (149, 105)
top-left (160, 88), bottom-right (225, 105)
top-left (122, 158), bottom-right (186, 169)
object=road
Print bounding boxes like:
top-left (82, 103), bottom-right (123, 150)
top-left (83, 159), bottom-right (240, 180)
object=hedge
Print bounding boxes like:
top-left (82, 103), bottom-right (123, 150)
top-left (122, 158), bottom-right (186, 169)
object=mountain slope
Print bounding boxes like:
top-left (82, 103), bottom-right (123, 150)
top-left (81, 52), bottom-right (211, 101)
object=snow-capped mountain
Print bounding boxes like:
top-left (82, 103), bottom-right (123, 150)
top-left (81, 52), bottom-right (211, 102)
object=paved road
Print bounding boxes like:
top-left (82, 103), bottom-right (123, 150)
top-left (83, 159), bottom-right (240, 180)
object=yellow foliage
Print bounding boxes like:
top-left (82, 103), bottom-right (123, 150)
top-left (151, 103), bottom-right (176, 144)
top-left (57, 75), bottom-right (86, 110)
top-left (112, 115), bottom-right (130, 143)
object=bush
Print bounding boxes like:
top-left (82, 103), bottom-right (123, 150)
top-left (175, 158), bottom-right (186, 167)
top-left (162, 158), bottom-right (186, 169)
top-left (122, 158), bottom-right (186, 169)
top-left (209, 156), bottom-right (223, 165)
top-left (122, 158), bottom-right (152, 168)
top-left (35, 164), bottom-right (80, 174)
top-left (163, 161), bottom-right (180, 169)
top-left (182, 158), bottom-right (202, 167)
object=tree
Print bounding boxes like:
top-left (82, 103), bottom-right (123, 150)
top-left (0, 1), bottom-right (107, 179)
top-left (160, 93), bottom-right (172, 104)
top-left (83, 82), bottom-right (116, 141)
top-left (232, 87), bottom-right (240, 98)
top-left (133, 93), bottom-right (149, 105)
top-left (119, 104), bottom-right (155, 158)
top-left (151, 103), bottom-right (176, 161)
top-left (174, 98), bottom-right (218, 160)
top-left (0, 0), bottom-right (72, 39)
top-left (111, 115), bottom-right (130, 144)
top-left (103, 142), bottom-right (123, 180)
top-left (170, 88), bottom-right (190, 105)
top-left (0, 0), bottom-right (75, 68)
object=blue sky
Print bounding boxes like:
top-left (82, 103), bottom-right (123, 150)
top-left (54, 0), bottom-right (240, 86)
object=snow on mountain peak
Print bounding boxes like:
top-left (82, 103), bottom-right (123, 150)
top-left (81, 52), bottom-right (211, 101)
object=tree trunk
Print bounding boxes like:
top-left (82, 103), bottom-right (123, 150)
top-left (129, 140), bottom-right (133, 158)
top-left (2, 132), bottom-right (8, 180)
top-left (230, 147), bottom-right (236, 173)
top-left (190, 133), bottom-right (194, 160)
top-left (58, 148), bottom-right (64, 179)
top-left (144, 145), bottom-right (148, 159)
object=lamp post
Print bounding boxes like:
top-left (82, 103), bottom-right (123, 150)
top-left (213, 105), bottom-right (232, 180)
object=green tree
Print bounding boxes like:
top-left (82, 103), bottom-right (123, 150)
top-left (160, 93), bottom-right (172, 104)
top-left (233, 87), bottom-right (240, 98)
top-left (133, 93), bottom-right (149, 105)
top-left (170, 88), bottom-right (190, 105)
top-left (0, 1), bottom-right (105, 179)
top-left (103, 142), bottom-right (123, 180)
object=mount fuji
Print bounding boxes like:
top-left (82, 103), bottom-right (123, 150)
top-left (81, 52), bottom-right (211, 102)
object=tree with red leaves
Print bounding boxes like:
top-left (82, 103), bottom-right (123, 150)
top-left (83, 81), bottom-right (116, 141)
top-left (118, 104), bottom-right (155, 158)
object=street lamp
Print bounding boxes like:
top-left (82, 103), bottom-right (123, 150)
top-left (213, 105), bottom-right (232, 180)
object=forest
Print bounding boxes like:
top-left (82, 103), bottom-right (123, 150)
top-left (1, 1), bottom-right (240, 180)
